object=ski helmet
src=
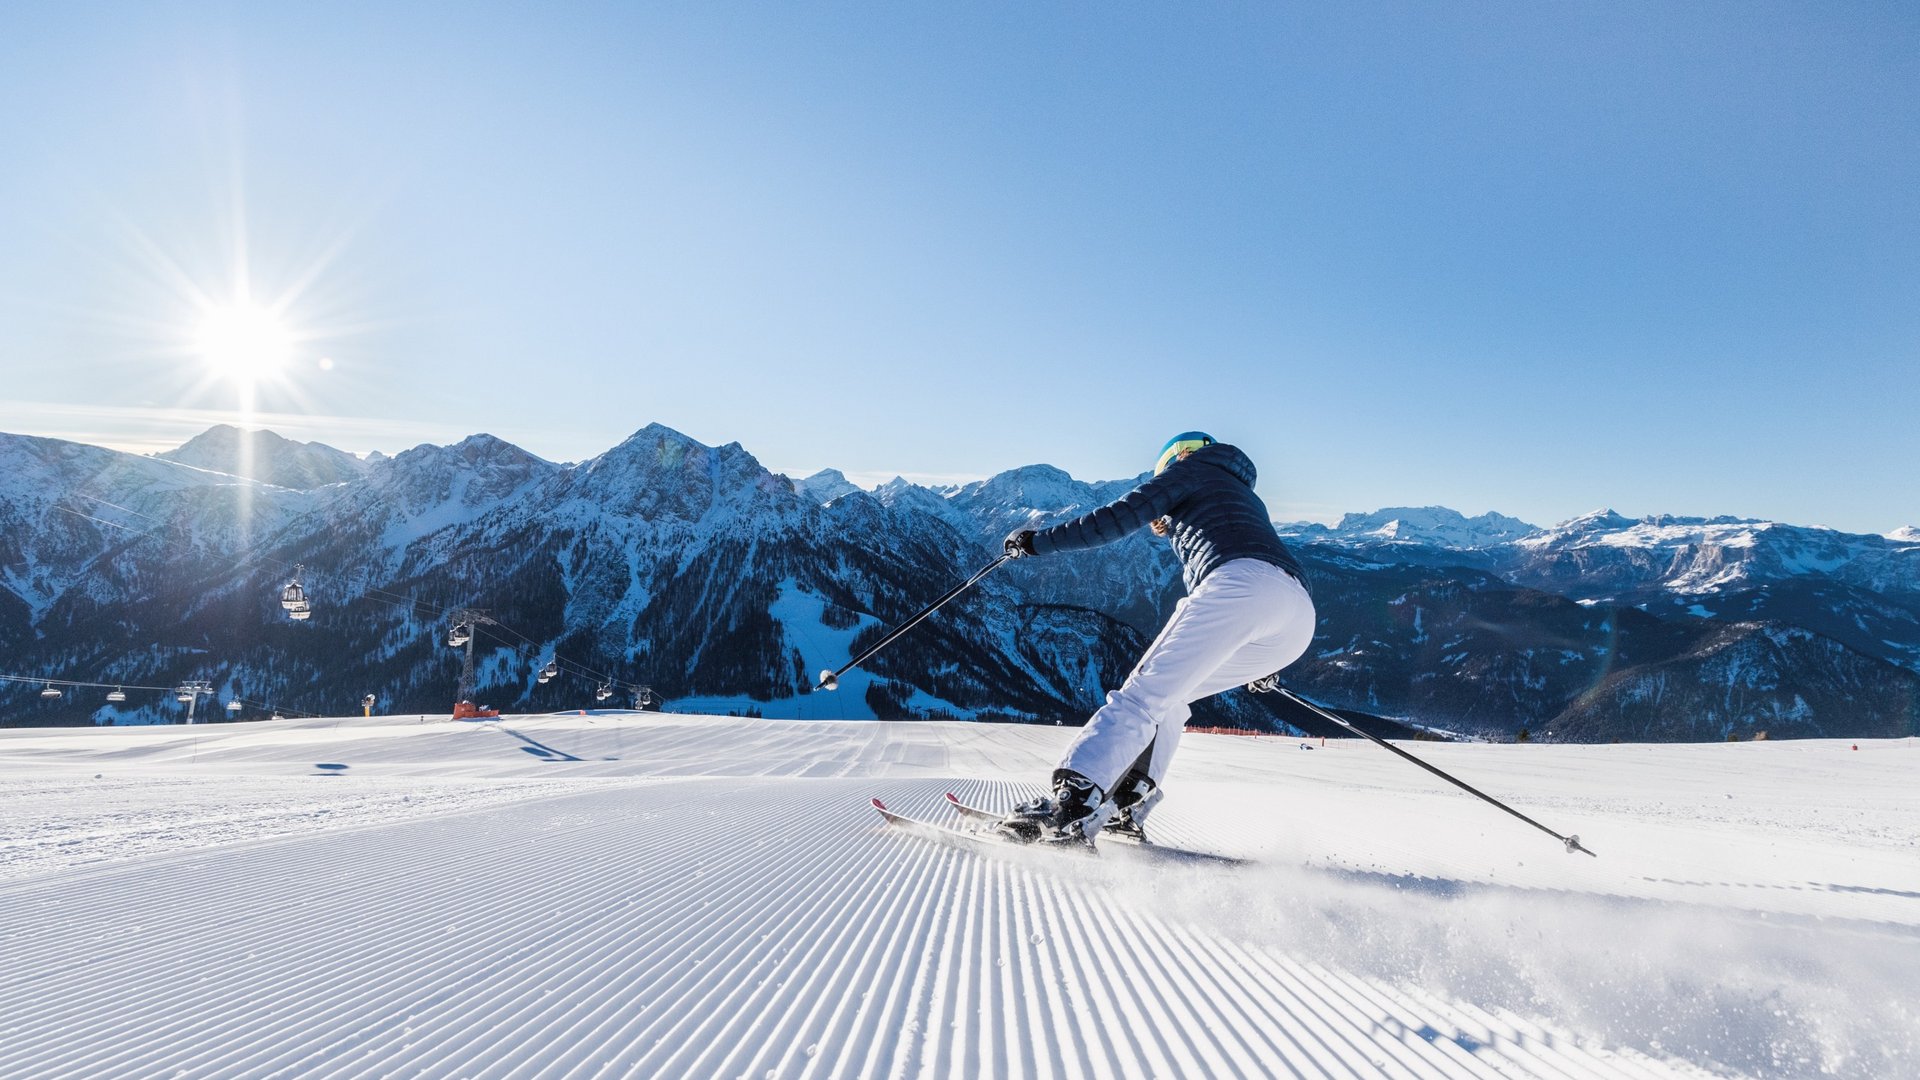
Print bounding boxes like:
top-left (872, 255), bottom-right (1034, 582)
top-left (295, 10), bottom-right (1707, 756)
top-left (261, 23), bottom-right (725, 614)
top-left (1155, 431), bottom-right (1214, 475)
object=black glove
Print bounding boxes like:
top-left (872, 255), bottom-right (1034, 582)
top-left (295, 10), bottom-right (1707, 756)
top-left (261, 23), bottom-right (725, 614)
top-left (1004, 529), bottom-right (1037, 559)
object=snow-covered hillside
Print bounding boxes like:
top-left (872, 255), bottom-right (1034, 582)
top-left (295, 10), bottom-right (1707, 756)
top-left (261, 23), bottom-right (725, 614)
top-left (2, 713), bottom-right (1913, 1078)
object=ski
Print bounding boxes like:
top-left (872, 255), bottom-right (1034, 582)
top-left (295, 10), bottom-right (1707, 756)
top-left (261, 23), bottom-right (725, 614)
top-left (870, 798), bottom-right (1013, 855)
top-left (869, 797), bottom-right (1246, 868)
top-left (943, 791), bottom-right (1247, 867)
top-left (943, 790), bottom-right (1002, 825)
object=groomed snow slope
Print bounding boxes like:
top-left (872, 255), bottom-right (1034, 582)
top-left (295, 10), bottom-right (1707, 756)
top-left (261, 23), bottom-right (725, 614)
top-left (1, 715), bottom-right (1915, 1079)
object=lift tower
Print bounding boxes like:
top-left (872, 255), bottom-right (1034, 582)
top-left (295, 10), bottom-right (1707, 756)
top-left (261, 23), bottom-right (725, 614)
top-left (446, 609), bottom-right (497, 712)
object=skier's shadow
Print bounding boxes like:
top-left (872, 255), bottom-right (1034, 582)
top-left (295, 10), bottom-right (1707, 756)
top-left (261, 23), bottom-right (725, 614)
top-left (1814, 882), bottom-right (1920, 900)
top-left (1309, 865), bottom-right (1479, 899)
top-left (1311, 867), bottom-right (1920, 931)
top-left (1639, 876), bottom-right (1920, 901)
top-left (495, 726), bottom-right (585, 762)
top-left (1310, 865), bottom-right (1628, 905)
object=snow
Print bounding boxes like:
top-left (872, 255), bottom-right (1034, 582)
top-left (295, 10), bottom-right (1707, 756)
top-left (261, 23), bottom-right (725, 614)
top-left (946, 464), bottom-right (1104, 522)
top-left (796, 468), bottom-right (864, 505)
top-left (1333, 507), bottom-right (1540, 549)
top-left (2, 714), bottom-right (1914, 1078)
top-left (765, 579), bottom-right (884, 719)
top-left (375, 468), bottom-right (540, 549)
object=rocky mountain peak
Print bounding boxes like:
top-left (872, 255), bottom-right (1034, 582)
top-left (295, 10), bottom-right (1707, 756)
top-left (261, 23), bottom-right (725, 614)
top-left (951, 464), bottom-right (1092, 519)
top-left (591, 424), bottom-right (763, 474)
top-left (1330, 506), bottom-right (1539, 549)
top-left (567, 423), bottom-right (795, 520)
top-left (1564, 508), bottom-right (1637, 531)
top-left (379, 434), bottom-right (552, 479)
top-left (447, 433), bottom-right (550, 469)
top-left (157, 425), bottom-right (368, 490)
top-left (798, 469), bottom-right (863, 505)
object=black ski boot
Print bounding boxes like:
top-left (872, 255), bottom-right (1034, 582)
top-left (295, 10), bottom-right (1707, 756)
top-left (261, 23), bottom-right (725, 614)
top-left (1104, 770), bottom-right (1161, 842)
top-left (995, 769), bottom-right (1112, 847)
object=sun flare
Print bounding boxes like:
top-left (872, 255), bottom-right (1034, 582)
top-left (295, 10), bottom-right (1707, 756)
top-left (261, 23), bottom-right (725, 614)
top-left (194, 301), bottom-right (293, 383)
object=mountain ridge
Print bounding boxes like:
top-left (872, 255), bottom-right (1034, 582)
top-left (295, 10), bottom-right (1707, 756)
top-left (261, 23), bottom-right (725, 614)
top-left (156, 424), bottom-right (370, 490)
top-left (3, 424), bottom-right (1914, 741)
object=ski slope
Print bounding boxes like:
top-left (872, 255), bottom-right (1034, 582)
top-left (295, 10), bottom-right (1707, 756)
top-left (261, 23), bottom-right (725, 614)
top-left (1, 714), bottom-right (1914, 1078)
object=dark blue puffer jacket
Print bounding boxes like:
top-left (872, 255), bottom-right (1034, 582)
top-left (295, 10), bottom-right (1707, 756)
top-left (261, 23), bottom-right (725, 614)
top-left (1029, 443), bottom-right (1305, 592)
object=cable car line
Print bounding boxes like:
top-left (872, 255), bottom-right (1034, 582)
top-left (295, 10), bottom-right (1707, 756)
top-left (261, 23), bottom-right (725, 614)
top-left (0, 672), bottom-right (324, 719)
top-left (34, 487), bottom-right (656, 715)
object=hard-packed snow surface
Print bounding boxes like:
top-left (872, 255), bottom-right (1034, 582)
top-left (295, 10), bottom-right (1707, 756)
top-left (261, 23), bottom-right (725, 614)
top-left (2, 715), bottom-right (1914, 1078)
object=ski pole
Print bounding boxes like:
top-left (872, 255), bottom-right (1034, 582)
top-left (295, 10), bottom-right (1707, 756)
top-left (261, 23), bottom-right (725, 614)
top-left (816, 554), bottom-right (1011, 692)
top-left (1271, 685), bottom-right (1597, 857)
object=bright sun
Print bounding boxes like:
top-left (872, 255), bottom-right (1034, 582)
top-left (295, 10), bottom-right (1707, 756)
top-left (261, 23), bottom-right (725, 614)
top-left (195, 301), bottom-right (292, 382)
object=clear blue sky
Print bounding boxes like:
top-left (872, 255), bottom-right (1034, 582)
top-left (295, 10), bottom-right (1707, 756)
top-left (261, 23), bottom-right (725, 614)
top-left (1, 2), bottom-right (1914, 532)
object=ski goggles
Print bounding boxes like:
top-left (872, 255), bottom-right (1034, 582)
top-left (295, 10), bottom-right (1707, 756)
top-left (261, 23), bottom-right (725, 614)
top-left (1154, 432), bottom-right (1215, 475)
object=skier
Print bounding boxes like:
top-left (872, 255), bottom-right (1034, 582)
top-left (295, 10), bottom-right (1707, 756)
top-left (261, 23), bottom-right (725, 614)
top-left (996, 432), bottom-right (1315, 846)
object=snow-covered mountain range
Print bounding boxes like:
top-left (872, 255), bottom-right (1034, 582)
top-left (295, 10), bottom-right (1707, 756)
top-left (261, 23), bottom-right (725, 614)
top-left (1284, 505), bottom-right (1541, 550)
top-left (1, 426), bottom-right (1915, 742)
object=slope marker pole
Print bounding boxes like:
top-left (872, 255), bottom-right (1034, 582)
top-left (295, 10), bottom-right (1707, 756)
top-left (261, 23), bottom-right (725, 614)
top-left (1271, 686), bottom-right (1597, 857)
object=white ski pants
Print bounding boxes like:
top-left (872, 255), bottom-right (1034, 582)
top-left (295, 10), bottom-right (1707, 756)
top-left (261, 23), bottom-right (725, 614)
top-left (1060, 558), bottom-right (1316, 794)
